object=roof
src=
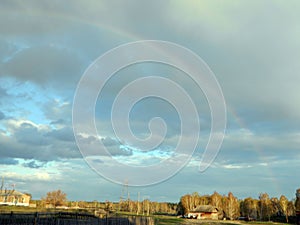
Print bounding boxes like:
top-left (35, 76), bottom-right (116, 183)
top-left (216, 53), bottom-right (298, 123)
top-left (190, 205), bottom-right (218, 213)
top-left (0, 190), bottom-right (29, 197)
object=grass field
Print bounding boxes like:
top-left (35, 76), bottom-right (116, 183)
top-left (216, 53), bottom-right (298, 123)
top-left (154, 215), bottom-right (288, 225)
top-left (0, 206), bottom-right (290, 225)
top-left (0, 205), bottom-right (90, 213)
top-left (154, 216), bottom-right (185, 225)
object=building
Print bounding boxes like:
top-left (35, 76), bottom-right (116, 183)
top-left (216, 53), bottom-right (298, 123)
top-left (187, 205), bottom-right (219, 220)
top-left (0, 190), bottom-right (31, 206)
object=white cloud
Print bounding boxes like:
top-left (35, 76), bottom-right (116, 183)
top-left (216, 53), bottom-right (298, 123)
top-left (3, 171), bottom-right (53, 182)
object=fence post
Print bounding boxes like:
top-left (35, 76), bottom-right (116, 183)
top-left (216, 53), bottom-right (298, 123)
top-left (10, 211), bottom-right (13, 224)
top-left (296, 211), bottom-right (300, 225)
top-left (57, 212), bottom-right (61, 225)
top-left (34, 212), bottom-right (38, 225)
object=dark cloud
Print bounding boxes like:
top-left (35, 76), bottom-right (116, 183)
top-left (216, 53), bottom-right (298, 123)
top-left (1, 45), bottom-right (83, 86)
top-left (0, 157), bottom-right (18, 165)
top-left (0, 87), bottom-right (8, 99)
top-left (0, 111), bottom-right (5, 120)
top-left (47, 127), bottom-right (75, 142)
top-left (15, 122), bottom-right (49, 146)
top-left (92, 159), bottom-right (103, 164)
top-left (0, 135), bottom-right (80, 162)
top-left (75, 135), bottom-right (133, 157)
top-left (50, 119), bottom-right (66, 125)
top-left (101, 137), bottom-right (132, 156)
top-left (0, 120), bottom-right (81, 161)
top-left (23, 160), bottom-right (45, 169)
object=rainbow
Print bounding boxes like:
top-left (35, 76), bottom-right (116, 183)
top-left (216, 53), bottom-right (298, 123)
top-left (228, 105), bottom-right (281, 196)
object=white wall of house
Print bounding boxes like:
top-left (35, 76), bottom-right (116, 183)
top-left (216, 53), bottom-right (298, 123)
top-left (0, 202), bottom-right (30, 206)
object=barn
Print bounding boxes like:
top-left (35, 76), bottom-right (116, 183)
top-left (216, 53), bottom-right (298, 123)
top-left (188, 205), bottom-right (219, 220)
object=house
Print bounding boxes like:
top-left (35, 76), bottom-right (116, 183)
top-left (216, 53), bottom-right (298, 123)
top-left (188, 205), bottom-right (219, 220)
top-left (0, 190), bottom-right (31, 206)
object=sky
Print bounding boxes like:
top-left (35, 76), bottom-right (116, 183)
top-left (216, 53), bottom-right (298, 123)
top-left (0, 0), bottom-right (300, 203)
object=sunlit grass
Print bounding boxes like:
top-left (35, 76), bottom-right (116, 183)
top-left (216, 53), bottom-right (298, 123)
top-left (154, 215), bottom-right (185, 225)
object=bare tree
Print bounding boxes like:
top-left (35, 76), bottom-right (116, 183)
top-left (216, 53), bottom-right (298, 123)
top-left (43, 190), bottom-right (67, 208)
top-left (287, 201), bottom-right (295, 218)
top-left (241, 197), bottom-right (259, 219)
top-left (191, 192), bottom-right (200, 209)
top-left (225, 192), bottom-right (240, 220)
top-left (179, 194), bottom-right (192, 214)
top-left (210, 191), bottom-right (224, 219)
top-left (269, 197), bottom-right (280, 219)
top-left (211, 191), bottom-right (223, 209)
top-left (259, 193), bottom-right (271, 221)
top-left (279, 195), bottom-right (289, 222)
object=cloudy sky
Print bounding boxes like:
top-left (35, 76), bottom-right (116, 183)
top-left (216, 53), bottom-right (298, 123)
top-left (1, 0), bottom-right (300, 202)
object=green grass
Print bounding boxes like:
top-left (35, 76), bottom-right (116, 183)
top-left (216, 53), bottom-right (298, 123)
top-left (0, 205), bottom-right (91, 214)
top-left (152, 215), bottom-right (289, 225)
top-left (246, 222), bottom-right (286, 225)
top-left (0, 205), bottom-right (39, 213)
top-left (0, 208), bottom-right (290, 225)
top-left (154, 215), bottom-right (185, 225)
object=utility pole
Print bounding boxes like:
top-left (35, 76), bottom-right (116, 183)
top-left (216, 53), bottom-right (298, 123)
top-left (120, 180), bottom-right (129, 212)
top-left (0, 177), bottom-right (3, 192)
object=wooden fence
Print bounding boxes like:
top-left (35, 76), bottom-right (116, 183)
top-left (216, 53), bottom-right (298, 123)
top-left (0, 212), bottom-right (155, 225)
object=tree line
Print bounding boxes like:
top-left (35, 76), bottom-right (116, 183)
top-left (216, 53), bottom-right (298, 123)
top-left (178, 191), bottom-right (297, 222)
top-left (38, 188), bottom-right (300, 223)
top-left (37, 190), bottom-right (177, 215)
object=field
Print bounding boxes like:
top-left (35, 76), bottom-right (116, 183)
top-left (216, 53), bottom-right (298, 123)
top-left (0, 205), bottom-right (91, 213)
top-left (154, 216), bottom-right (288, 225)
top-left (0, 206), bottom-right (292, 225)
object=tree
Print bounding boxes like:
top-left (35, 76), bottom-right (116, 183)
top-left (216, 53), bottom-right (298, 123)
top-left (270, 197), bottom-right (280, 217)
top-left (105, 200), bottom-right (113, 212)
top-left (241, 197), bottom-right (259, 219)
top-left (191, 192), bottom-right (200, 209)
top-left (225, 192), bottom-right (240, 220)
top-left (287, 201), bottom-right (295, 218)
top-left (279, 195), bottom-right (289, 222)
top-left (211, 191), bottom-right (223, 209)
top-left (210, 191), bottom-right (224, 219)
top-left (259, 193), bottom-right (271, 221)
top-left (179, 194), bottom-right (192, 214)
top-left (296, 188), bottom-right (300, 211)
top-left (43, 190), bottom-right (67, 208)
top-left (199, 195), bottom-right (210, 205)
